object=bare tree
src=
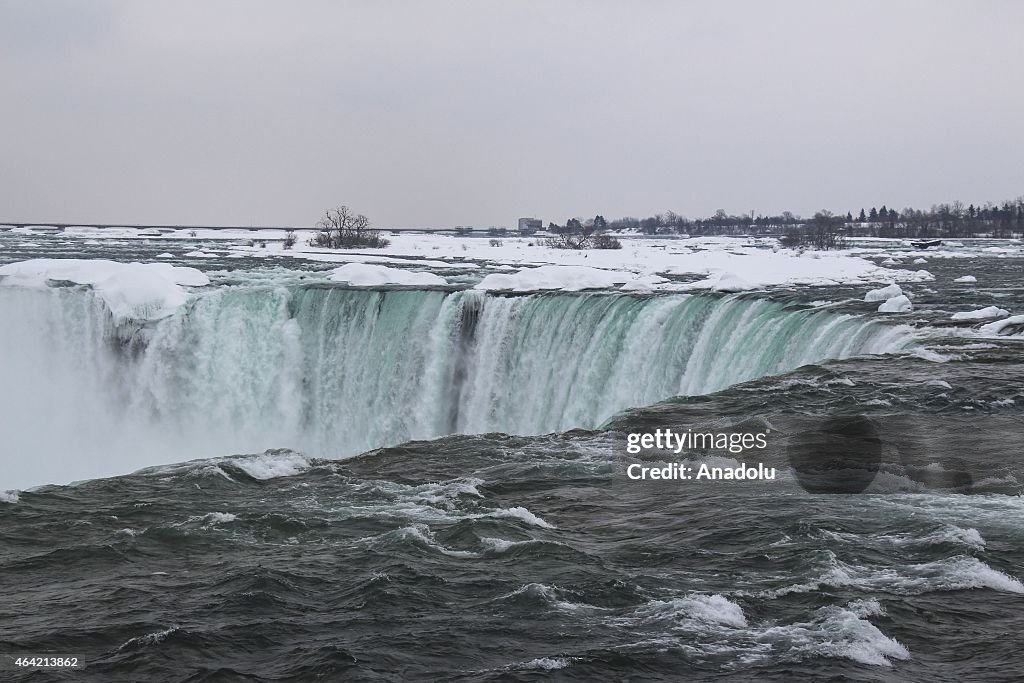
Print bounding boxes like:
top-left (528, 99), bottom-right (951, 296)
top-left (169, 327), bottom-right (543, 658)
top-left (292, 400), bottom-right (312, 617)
top-left (780, 211), bottom-right (846, 250)
top-left (311, 205), bottom-right (389, 249)
top-left (545, 217), bottom-right (621, 250)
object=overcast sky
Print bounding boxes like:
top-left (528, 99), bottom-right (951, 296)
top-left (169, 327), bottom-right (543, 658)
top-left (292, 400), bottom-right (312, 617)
top-left (1, 1), bottom-right (1021, 228)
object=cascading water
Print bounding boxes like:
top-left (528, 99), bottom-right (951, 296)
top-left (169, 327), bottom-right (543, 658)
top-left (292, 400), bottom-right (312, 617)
top-left (0, 283), bottom-right (916, 485)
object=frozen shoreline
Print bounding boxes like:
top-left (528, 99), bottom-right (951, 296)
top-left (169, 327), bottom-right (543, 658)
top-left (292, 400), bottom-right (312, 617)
top-left (2, 230), bottom-right (1020, 336)
top-left (9, 228), bottom-right (996, 293)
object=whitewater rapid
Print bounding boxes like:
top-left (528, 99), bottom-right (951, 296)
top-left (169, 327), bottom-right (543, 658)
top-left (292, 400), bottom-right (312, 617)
top-left (0, 284), bottom-right (916, 488)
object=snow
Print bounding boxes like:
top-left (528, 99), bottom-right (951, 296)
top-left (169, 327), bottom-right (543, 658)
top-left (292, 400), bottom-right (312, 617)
top-left (330, 263), bottom-right (447, 287)
top-left (173, 232), bottom-right (950, 292)
top-left (950, 306), bottom-right (1009, 321)
top-left (979, 315), bottom-right (1024, 337)
top-left (457, 241), bottom-right (939, 293)
top-left (661, 249), bottom-right (932, 291)
top-left (0, 259), bottom-right (210, 322)
top-left (877, 295), bottom-right (913, 313)
top-left (865, 284), bottom-right (903, 302)
top-left (475, 265), bottom-right (627, 292)
top-left (954, 275), bottom-right (977, 283)
top-left (619, 274), bottom-right (671, 291)
top-left (686, 270), bottom-right (757, 292)
top-left (11, 231), bottom-right (1012, 297)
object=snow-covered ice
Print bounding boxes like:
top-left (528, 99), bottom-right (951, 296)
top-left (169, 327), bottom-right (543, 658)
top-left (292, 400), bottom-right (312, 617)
top-left (475, 265), bottom-right (627, 292)
top-left (950, 307), bottom-right (1009, 321)
top-left (0, 259), bottom-right (209, 322)
top-left (878, 295), bottom-right (913, 313)
top-left (865, 284), bottom-right (903, 302)
top-left (979, 315), bottom-right (1024, 337)
top-left (330, 263), bottom-right (447, 287)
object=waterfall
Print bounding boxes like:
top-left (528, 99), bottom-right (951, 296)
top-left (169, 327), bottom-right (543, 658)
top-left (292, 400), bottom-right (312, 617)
top-left (0, 284), bottom-right (916, 486)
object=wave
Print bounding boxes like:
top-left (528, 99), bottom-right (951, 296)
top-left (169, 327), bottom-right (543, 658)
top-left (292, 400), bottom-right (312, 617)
top-left (763, 551), bottom-right (1024, 597)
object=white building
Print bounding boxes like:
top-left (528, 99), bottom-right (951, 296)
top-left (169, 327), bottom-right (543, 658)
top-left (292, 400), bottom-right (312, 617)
top-left (518, 217), bottom-right (542, 234)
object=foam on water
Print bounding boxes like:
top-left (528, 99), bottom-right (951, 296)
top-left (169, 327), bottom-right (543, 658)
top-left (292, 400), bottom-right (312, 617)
top-left (116, 626), bottom-right (181, 652)
top-left (488, 506), bottom-right (554, 529)
top-left (516, 657), bottom-right (572, 670)
top-left (766, 551), bottom-right (1024, 597)
top-left (760, 604), bottom-right (911, 667)
top-left (497, 583), bottom-right (594, 611)
top-left (480, 537), bottom-right (541, 553)
top-left (393, 525), bottom-right (480, 559)
top-left (230, 452), bottom-right (314, 480)
top-left (201, 512), bottom-right (238, 525)
top-left (635, 594), bottom-right (748, 628)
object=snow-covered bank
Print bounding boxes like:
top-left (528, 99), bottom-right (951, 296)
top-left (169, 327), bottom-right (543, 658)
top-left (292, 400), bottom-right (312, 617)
top-left (0, 259), bottom-right (209, 322)
top-left (16, 228), bottom-right (1020, 296)
top-left (234, 233), bottom-right (940, 294)
top-left (4, 229), bottom-right (1019, 301)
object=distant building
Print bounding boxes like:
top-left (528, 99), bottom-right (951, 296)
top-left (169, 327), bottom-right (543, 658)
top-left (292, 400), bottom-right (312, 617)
top-left (518, 217), bottom-right (542, 234)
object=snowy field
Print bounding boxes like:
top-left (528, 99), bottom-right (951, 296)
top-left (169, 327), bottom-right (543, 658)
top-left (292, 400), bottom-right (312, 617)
top-left (1, 227), bottom-right (1022, 335)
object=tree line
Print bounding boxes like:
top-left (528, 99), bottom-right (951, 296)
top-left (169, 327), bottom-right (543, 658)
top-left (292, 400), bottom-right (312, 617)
top-left (593, 196), bottom-right (1024, 242)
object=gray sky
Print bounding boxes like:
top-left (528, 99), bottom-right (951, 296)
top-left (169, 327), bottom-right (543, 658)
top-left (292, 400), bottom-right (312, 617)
top-left (1, 1), bottom-right (1021, 228)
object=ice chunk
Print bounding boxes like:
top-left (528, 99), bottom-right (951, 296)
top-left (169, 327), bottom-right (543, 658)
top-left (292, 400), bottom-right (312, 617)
top-left (953, 275), bottom-right (977, 283)
top-left (979, 315), bottom-right (1024, 336)
top-left (950, 306), bottom-right (1009, 321)
top-left (864, 283), bottom-right (903, 302)
top-left (878, 295), bottom-right (913, 313)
